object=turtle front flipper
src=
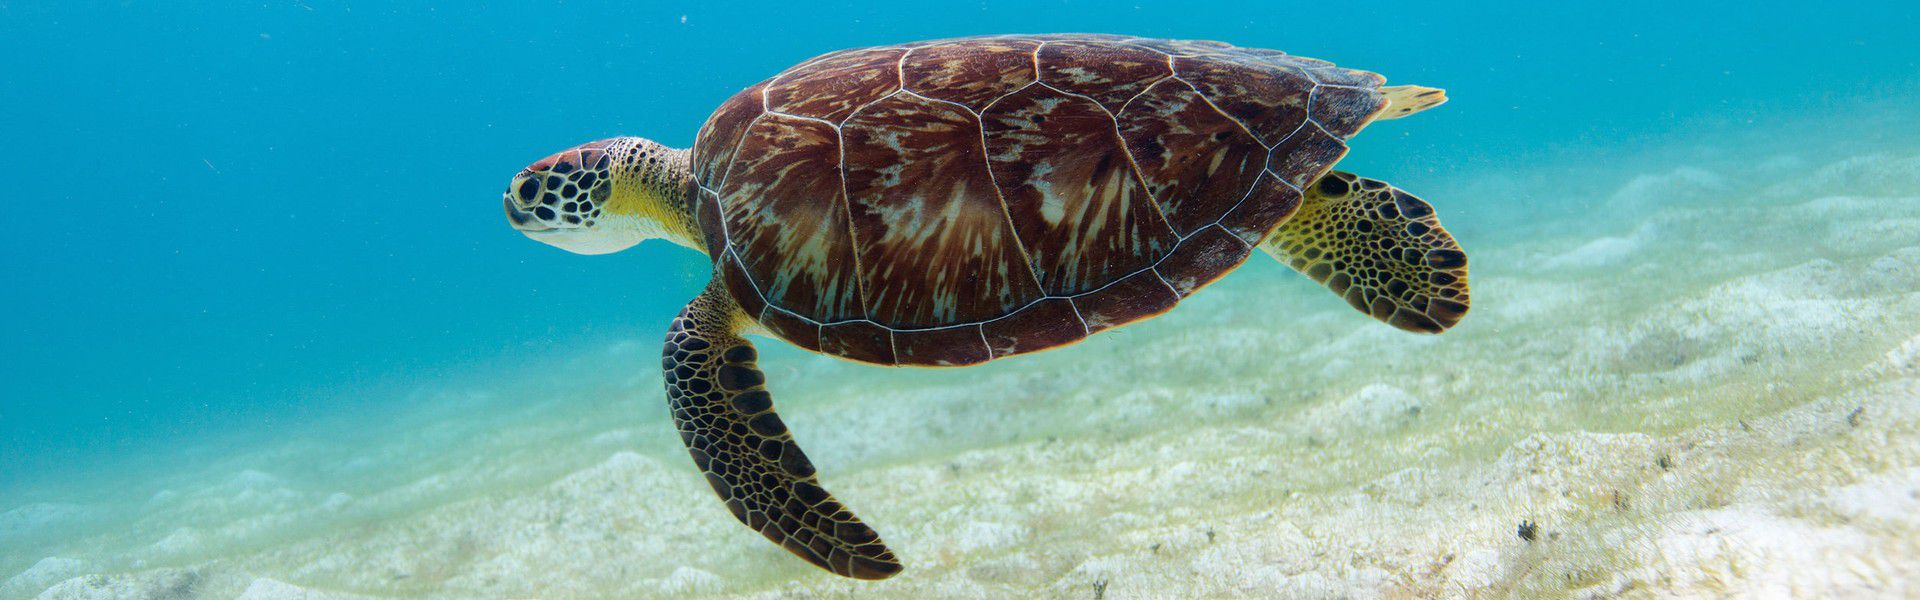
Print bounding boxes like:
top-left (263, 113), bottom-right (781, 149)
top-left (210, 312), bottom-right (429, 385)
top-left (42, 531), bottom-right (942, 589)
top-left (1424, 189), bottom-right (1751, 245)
top-left (1261, 172), bottom-right (1471, 333)
top-left (662, 283), bottom-right (901, 579)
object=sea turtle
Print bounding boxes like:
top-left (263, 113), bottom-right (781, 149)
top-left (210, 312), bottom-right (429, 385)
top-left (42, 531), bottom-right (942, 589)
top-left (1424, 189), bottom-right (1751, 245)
top-left (502, 34), bottom-right (1469, 579)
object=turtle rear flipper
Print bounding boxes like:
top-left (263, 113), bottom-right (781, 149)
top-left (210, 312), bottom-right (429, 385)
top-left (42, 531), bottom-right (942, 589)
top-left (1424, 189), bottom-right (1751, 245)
top-left (663, 284), bottom-right (901, 579)
top-left (1261, 172), bottom-right (1470, 333)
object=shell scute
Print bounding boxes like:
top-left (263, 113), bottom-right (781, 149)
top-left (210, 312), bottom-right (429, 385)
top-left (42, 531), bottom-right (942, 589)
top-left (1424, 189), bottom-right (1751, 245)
top-left (1302, 64), bottom-right (1386, 87)
top-left (1117, 78), bottom-right (1270, 237)
top-left (1157, 226), bottom-right (1253, 296)
top-left (842, 93), bottom-right (1045, 327)
top-left (893, 325), bottom-right (992, 366)
top-left (818, 320), bottom-right (896, 365)
top-left (1123, 37), bottom-right (1234, 57)
top-left (1308, 84), bottom-right (1385, 138)
top-left (982, 84), bottom-right (1177, 296)
top-left (1266, 124), bottom-right (1350, 190)
top-left (980, 297), bottom-right (1085, 358)
top-left (1074, 268), bottom-right (1180, 334)
top-left (1219, 171), bottom-right (1307, 245)
top-left (1173, 55), bottom-right (1313, 145)
top-left (717, 115), bottom-right (864, 322)
top-left (721, 255), bottom-right (769, 319)
top-left (692, 81), bottom-right (767, 185)
top-left (760, 306), bottom-right (820, 349)
top-left (901, 39), bottom-right (1039, 112)
top-left (696, 187), bottom-right (728, 258)
top-left (1035, 40), bottom-right (1171, 113)
top-left (765, 48), bottom-right (905, 122)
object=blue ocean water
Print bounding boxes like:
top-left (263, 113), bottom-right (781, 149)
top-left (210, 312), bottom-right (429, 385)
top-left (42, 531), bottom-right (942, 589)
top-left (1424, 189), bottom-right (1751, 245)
top-left (3, 1), bottom-right (1919, 595)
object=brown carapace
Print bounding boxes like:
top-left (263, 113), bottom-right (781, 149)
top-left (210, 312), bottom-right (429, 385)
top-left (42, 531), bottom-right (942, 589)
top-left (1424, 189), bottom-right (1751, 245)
top-left (696, 34), bottom-right (1401, 367)
top-left (506, 33), bottom-right (1467, 580)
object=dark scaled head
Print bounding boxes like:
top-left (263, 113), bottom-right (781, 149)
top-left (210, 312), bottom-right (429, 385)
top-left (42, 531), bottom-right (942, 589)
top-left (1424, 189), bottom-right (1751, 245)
top-left (503, 135), bottom-right (701, 255)
top-left (503, 137), bottom-right (644, 254)
top-left (505, 139), bottom-right (618, 230)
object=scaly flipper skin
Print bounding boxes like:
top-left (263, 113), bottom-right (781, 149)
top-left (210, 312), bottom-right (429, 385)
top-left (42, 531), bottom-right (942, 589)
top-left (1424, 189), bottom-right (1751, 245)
top-left (1261, 172), bottom-right (1471, 333)
top-left (663, 283), bottom-right (902, 579)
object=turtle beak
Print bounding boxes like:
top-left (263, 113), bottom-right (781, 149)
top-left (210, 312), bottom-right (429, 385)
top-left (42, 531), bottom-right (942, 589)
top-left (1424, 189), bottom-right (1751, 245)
top-left (504, 194), bottom-right (551, 232)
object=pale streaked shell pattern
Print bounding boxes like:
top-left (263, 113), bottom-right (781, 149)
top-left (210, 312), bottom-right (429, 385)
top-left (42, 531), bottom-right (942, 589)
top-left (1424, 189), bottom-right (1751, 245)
top-left (690, 34), bottom-right (1389, 366)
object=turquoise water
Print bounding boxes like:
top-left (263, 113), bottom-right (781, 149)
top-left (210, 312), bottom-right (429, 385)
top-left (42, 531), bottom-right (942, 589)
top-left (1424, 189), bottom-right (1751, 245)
top-left (4, 2), bottom-right (1920, 597)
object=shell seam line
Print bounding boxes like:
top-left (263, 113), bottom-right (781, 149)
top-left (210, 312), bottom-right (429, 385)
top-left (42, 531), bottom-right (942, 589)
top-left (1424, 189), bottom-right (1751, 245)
top-left (835, 124), bottom-right (873, 319)
top-left (744, 108), bottom-right (876, 320)
top-left (1149, 267), bottom-right (1182, 298)
top-left (1032, 79), bottom-right (1185, 254)
top-left (975, 324), bottom-right (993, 360)
top-left (1108, 77), bottom-right (1184, 240)
top-left (705, 87), bottom-right (777, 261)
top-left (1171, 75), bottom-right (1270, 148)
top-left (898, 89), bottom-right (1052, 299)
top-left (1185, 95), bottom-right (1317, 247)
top-left (1065, 296), bottom-right (1092, 337)
top-left (970, 82), bottom-right (1053, 297)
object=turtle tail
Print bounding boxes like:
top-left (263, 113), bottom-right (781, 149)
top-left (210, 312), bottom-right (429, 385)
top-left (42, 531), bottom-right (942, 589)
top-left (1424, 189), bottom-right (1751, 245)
top-left (1377, 85), bottom-right (1447, 120)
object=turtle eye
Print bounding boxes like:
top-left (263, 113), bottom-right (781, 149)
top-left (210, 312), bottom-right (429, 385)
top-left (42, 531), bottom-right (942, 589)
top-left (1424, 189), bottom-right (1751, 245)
top-left (514, 177), bottom-right (540, 205)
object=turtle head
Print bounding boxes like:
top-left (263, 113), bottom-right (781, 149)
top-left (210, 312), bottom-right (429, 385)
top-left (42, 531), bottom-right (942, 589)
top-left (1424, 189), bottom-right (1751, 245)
top-left (504, 137), bottom-right (700, 255)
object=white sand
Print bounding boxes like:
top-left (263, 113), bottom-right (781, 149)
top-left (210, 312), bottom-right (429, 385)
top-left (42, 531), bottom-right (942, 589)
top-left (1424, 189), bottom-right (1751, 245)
top-left (7, 151), bottom-right (1920, 598)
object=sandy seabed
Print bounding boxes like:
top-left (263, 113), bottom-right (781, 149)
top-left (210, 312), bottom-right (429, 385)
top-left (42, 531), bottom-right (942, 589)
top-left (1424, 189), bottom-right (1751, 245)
top-left (7, 144), bottom-right (1920, 598)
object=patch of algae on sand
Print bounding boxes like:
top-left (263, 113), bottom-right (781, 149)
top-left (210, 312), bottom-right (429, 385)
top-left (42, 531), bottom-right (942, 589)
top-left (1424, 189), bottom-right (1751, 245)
top-left (10, 151), bottom-right (1920, 598)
